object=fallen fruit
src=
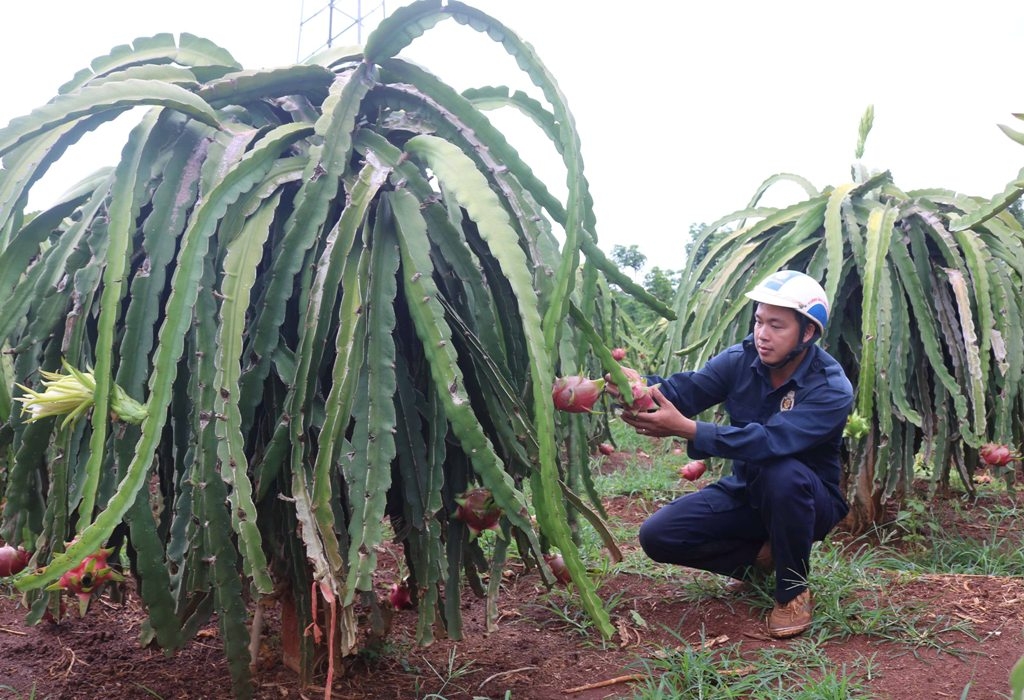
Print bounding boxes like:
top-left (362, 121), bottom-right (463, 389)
top-left (598, 442), bottom-right (615, 456)
top-left (0, 544), bottom-right (30, 577)
top-left (679, 460), bottom-right (706, 481)
top-left (454, 487), bottom-right (503, 538)
top-left (551, 376), bottom-right (605, 413)
top-left (388, 580), bottom-right (413, 610)
top-left (543, 553), bottom-right (572, 584)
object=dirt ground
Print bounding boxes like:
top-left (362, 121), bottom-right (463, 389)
top-left (2, 453), bottom-right (1023, 700)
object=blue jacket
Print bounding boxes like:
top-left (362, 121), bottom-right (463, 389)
top-left (648, 335), bottom-right (854, 506)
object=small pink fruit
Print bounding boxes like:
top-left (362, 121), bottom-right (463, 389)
top-left (454, 488), bottom-right (503, 538)
top-left (551, 376), bottom-right (605, 413)
top-left (0, 544), bottom-right (30, 577)
top-left (679, 460), bottom-right (706, 481)
top-left (979, 442), bottom-right (1014, 467)
top-left (611, 347), bottom-right (627, 361)
top-left (543, 553), bottom-right (572, 584)
top-left (598, 442), bottom-right (615, 456)
top-left (388, 580), bottom-right (413, 610)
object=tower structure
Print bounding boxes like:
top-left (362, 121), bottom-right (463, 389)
top-left (297, 0), bottom-right (393, 61)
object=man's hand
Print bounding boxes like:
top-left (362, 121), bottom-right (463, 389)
top-left (617, 385), bottom-right (696, 440)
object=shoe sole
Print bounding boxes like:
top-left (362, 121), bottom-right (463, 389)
top-left (767, 622), bottom-right (810, 639)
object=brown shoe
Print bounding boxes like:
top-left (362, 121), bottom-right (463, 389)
top-left (767, 590), bottom-right (812, 638)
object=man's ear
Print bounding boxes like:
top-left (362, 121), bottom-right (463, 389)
top-left (802, 323), bottom-right (816, 344)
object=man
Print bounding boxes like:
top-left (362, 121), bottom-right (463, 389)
top-left (608, 270), bottom-right (853, 638)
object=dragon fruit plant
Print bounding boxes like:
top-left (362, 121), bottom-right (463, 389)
top-left (0, 2), bottom-right (674, 696)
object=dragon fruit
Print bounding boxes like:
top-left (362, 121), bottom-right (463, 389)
top-left (388, 579), bottom-right (413, 610)
top-left (623, 378), bottom-right (658, 413)
top-left (0, 544), bottom-right (30, 577)
top-left (46, 546), bottom-right (125, 616)
top-left (551, 376), bottom-right (605, 413)
top-left (979, 442), bottom-right (1015, 467)
top-left (454, 488), bottom-right (503, 538)
top-left (543, 553), bottom-right (572, 584)
top-left (679, 460), bottom-right (707, 481)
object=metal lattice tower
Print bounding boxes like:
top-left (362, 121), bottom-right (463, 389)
top-left (297, 0), bottom-right (393, 61)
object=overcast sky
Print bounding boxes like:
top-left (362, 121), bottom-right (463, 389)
top-left (2, 1), bottom-right (1023, 274)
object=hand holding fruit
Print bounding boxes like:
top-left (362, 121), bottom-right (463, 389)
top-left (600, 367), bottom-right (651, 413)
top-left (679, 460), bottom-right (706, 481)
top-left (617, 384), bottom-right (695, 440)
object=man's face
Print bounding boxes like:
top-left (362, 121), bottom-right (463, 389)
top-left (753, 303), bottom-right (810, 366)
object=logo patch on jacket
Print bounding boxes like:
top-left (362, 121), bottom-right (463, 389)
top-left (780, 390), bottom-right (795, 412)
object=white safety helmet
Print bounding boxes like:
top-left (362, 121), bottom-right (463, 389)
top-left (744, 270), bottom-right (829, 335)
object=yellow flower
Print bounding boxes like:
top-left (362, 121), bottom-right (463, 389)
top-left (15, 360), bottom-right (146, 429)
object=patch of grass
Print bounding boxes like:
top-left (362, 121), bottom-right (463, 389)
top-left (0, 685), bottom-right (38, 700)
top-left (523, 586), bottom-right (619, 649)
top-left (626, 628), bottom-right (876, 699)
top-left (900, 533), bottom-right (1022, 576)
top-left (979, 500), bottom-right (1024, 524)
top-left (874, 497), bottom-right (1024, 576)
top-left (797, 540), bottom-right (980, 654)
top-left (415, 645), bottom-right (478, 699)
top-left (592, 453), bottom-right (679, 501)
top-left (605, 414), bottom-right (658, 453)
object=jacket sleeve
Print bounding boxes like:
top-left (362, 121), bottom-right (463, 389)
top-left (690, 375), bottom-right (852, 461)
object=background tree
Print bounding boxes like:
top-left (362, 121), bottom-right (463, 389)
top-left (610, 243), bottom-right (647, 277)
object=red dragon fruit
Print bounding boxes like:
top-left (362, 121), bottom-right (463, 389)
top-left (46, 546), bottom-right (125, 616)
top-left (454, 488), bottom-right (503, 538)
top-left (0, 543), bottom-right (30, 577)
top-left (551, 376), bottom-right (605, 413)
top-left (611, 347), bottom-right (627, 361)
top-left (979, 442), bottom-right (1015, 467)
top-left (543, 553), bottom-right (572, 584)
top-left (623, 378), bottom-right (659, 414)
top-left (388, 579), bottom-right (413, 610)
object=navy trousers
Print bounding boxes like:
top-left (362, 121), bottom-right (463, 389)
top-left (638, 457), bottom-right (844, 604)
